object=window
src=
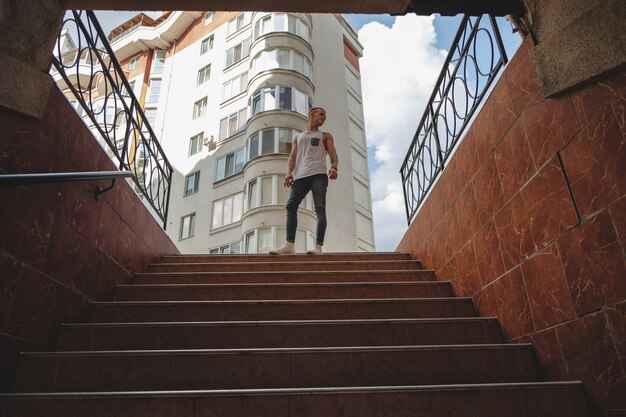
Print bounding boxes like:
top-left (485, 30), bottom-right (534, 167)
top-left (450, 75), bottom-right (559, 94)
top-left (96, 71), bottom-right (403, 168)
top-left (179, 213), bottom-right (196, 240)
top-left (248, 179), bottom-right (258, 210)
top-left (209, 241), bottom-right (241, 254)
top-left (204, 12), bottom-right (214, 25)
top-left (189, 132), bottom-right (203, 156)
top-left (247, 127), bottom-right (297, 160)
top-left (200, 35), bottom-right (214, 54)
top-left (227, 13), bottom-right (249, 36)
top-left (243, 227), bottom-right (310, 253)
top-left (147, 78), bottom-right (161, 102)
top-left (253, 13), bottom-right (311, 42)
top-left (144, 108), bottom-right (157, 126)
top-left (250, 86), bottom-right (312, 117)
top-left (152, 51), bottom-right (166, 74)
top-left (128, 55), bottom-right (140, 70)
top-left (225, 38), bottom-right (251, 68)
top-left (193, 97), bottom-right (208, 119)
top-left (197, 64), bottom-right (211, 85)
top-left (215, 147), bottom-right (245, 181)
top-left (251, 48), bottom-right (312, 79)
top-left (122, 80), bottom-right (136, 97)
top-left (212, 192), bottom-right (243, 229)
top-left (219, 108), bottom-right (247, 140)
top-left (221, 72), bottom-right (248, 101)
top-left (184, 171), bottom-right (200, 196)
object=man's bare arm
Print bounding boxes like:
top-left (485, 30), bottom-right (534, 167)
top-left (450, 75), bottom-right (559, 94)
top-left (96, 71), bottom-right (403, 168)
top-left (284, 136), bottom-right (298, 187)
top-left (324, 132), bottom-right (338, 180)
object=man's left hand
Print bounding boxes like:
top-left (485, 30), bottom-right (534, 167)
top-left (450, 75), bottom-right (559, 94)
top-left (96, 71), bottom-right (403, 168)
top-left (328, 167), bottom-right (338, 180)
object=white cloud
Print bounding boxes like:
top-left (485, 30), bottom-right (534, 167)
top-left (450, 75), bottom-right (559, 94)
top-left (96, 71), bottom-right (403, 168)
top-left (359, 15), bottom-right (446, 251)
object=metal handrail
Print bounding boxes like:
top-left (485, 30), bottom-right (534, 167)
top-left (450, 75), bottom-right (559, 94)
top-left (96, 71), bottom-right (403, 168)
top-left (50, 11), bottom-right (172, 228)
top-left (0, 171), bottom-right (134, 200)
top-left (400, 15), bottom-right (509, 224)
top-left (0, 171), bottom-right (133, 183)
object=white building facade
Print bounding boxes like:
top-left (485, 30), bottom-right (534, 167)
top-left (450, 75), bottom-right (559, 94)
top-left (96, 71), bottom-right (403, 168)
top-left (109, 11), bottom-right (375, 254)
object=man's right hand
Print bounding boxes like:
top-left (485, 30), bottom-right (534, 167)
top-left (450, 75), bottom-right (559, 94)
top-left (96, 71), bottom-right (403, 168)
top-left (284, 174), bottom-right (294, 188)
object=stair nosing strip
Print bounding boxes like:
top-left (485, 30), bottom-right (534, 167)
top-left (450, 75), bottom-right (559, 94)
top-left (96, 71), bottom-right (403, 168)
top-left (115, 281), bottom-right (450, 289)
top-left (0, 381), bottom-right (586, 399)
top-left (22, 343), bottom-right (534, 357)
top-left (133, 269), bottom-right (435, 277)
top-left (150, 260), bottom-right (421, 267)
top-left (90, 297), bottom-right (473, 306)
top-left (61, 317), bottom-right (498, 328)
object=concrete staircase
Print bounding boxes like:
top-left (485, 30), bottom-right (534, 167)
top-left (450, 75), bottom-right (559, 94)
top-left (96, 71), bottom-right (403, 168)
top-left (1, 252), bottom-right (589, 416)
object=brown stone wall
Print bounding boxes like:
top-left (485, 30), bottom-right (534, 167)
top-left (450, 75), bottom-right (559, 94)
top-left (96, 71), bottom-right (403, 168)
top-left (397, 36), bottom-right (626, 415)
top-left (0, 88), bottom-right (179, 391)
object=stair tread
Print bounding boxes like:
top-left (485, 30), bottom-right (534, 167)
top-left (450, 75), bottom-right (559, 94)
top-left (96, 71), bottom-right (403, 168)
top-left (93, 297), bottom-right (471, 305)
top-left (116, 281), bottom-right (446, 288)
top-left (0, 381), bottom-right (585, 398)
top-left (25, 343), bottom-right (533, 356)
top-left (62, 317), bottom-right (499, 327)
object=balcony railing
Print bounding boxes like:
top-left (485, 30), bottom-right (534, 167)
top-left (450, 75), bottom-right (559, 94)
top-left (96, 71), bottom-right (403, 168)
top-left (400, 15), bottom-right (508, 224)
top-left (51, 10), bottom-right (172, 228)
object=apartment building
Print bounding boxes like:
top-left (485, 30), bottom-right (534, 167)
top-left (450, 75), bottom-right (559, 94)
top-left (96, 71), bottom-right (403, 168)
top-left (61, 11), bottom-right (375, 253)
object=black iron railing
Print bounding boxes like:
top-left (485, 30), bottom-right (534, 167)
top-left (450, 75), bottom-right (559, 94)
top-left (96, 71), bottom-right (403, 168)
top-left (400, 15), bottom-right (508, 224)
top-left (50, 10), bottom-right (172, 228)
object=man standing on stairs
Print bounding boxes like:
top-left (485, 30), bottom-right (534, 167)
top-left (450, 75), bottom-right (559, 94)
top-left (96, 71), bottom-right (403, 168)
top-left (270, 107), bottom-right (338, 255)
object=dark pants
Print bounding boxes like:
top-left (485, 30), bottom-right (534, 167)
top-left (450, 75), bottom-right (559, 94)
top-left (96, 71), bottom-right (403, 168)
top-left (285, 173), bottom-right (328, 245)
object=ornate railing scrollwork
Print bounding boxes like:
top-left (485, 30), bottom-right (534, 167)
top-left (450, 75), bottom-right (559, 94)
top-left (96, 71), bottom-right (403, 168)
top-left (50, 10), bottom-right (172, 228)
top-left (400, 15), bottom-right (508, 224)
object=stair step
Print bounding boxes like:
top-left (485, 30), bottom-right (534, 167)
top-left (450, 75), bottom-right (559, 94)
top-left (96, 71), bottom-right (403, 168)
top-left (148, 259), bottom-right (421, 273)
top-left (13, 344), bottom-right (538, 392)
top-left (112, 281), bottom-right (453, 301)
top-left (160, 252), bottom-right (413, 263)
top-left (88, 298), bottom-right (475, 322)
top-left (58, 317), bottom-right (502, 350)
top-left (132, 270), bottom-right (435, 284)
top-left (0, 382), bottom-right (589, 417)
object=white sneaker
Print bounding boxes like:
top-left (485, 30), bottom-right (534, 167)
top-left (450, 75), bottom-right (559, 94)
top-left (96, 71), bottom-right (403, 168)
top-left (306, 245), bottom-right (323, 255)
top-left (269, 243), bottom-right (295, 255)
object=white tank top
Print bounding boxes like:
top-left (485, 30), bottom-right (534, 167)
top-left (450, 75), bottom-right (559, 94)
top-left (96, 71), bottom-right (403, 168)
top-left (293, 130), bottom-right (328, 180)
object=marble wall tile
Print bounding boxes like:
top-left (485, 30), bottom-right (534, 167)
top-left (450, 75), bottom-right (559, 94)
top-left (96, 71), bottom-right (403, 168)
top-left (492, 267), bottom-right (534, 340)
top-left (95, 201), bottom-right (120, 255)
top-left (504, 37), bottom-right (544, 114)
top-left (197, 396), bottom-right (289, 417)
top-left (521, 96), bottom-right (580, 168)
top-left (472, 76), bottom-right (518, 164)
top-left (556, 312), bottom-right (626, 410)
top-left (473, 219), bottom-right (506, 286)
top-left (494, 120), bottom-right (537, 203)
top-left (115, 220), bottom-right (136, 273)
top-left (453, 127), bottom-right (482, 188)
top-left (521, 156), bottom-right (579, 251)
top-left (569, 70), bottom-right (626, 126)
top-left (473, 155), bottom-right (505, 228)
top-left (558, 210), bottom-right (626, 315)
top-left (454, 184), bottom-right (479, 246)
top-left (451, 241), bottom-right (481, 297)
top-left (0, 334), bottom-right (41, 391)
top-left (611, 89), bottom-right (626, 139)
top-left (609, 196), bottom-right (626, 244)
top-left (521, 244), bottom-right (576, 330)
top-left (473, 284), bottom-right (498, 317)
top-left (494, 192), bottom-right (535, 270)
top-left (561, 105), bottom-right (625, 217)
top-left (71, 184), bottom-right (104, 242)
top-left (529, 327), bottom-right (567, 380)
top-left (605, 301), bottom-right (626, 378)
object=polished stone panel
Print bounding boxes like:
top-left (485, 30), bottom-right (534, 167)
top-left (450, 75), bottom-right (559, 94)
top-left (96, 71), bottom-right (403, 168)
top-left (521, 95), bottom-right (580, 168)
top-left (473, 219), bottom-right (506, 287)
top-left (494, 192), bottom-right (535, 270)
top-left (569, 70), bottom-right (626, 125)
top-left (504, 37), bottom-right (544, 115)
top-left (493, 267), bottom-right (534, 339)
top-left (494, 120), bottom-right (536, 204)
top-left (473, 284), bottom-right (497, 318)
top-left (561, 105), bottom-right (625, 217)
top-left (530, 327), bottom-right (568, 380)
top-left (473, 155), bottom-right (505, 228)
top-left (605, 301), bottom-right (626, 374)
top-left (521, 244), bottom-right (576, 330)
top-left (449, 241), bottom-right (481, 297)
top-left (556, 313), bottom-right (626, 410)
top-left (521, 156), bottom-right (578, 251)
top-left (558, 210), bottom-right (626, 315)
